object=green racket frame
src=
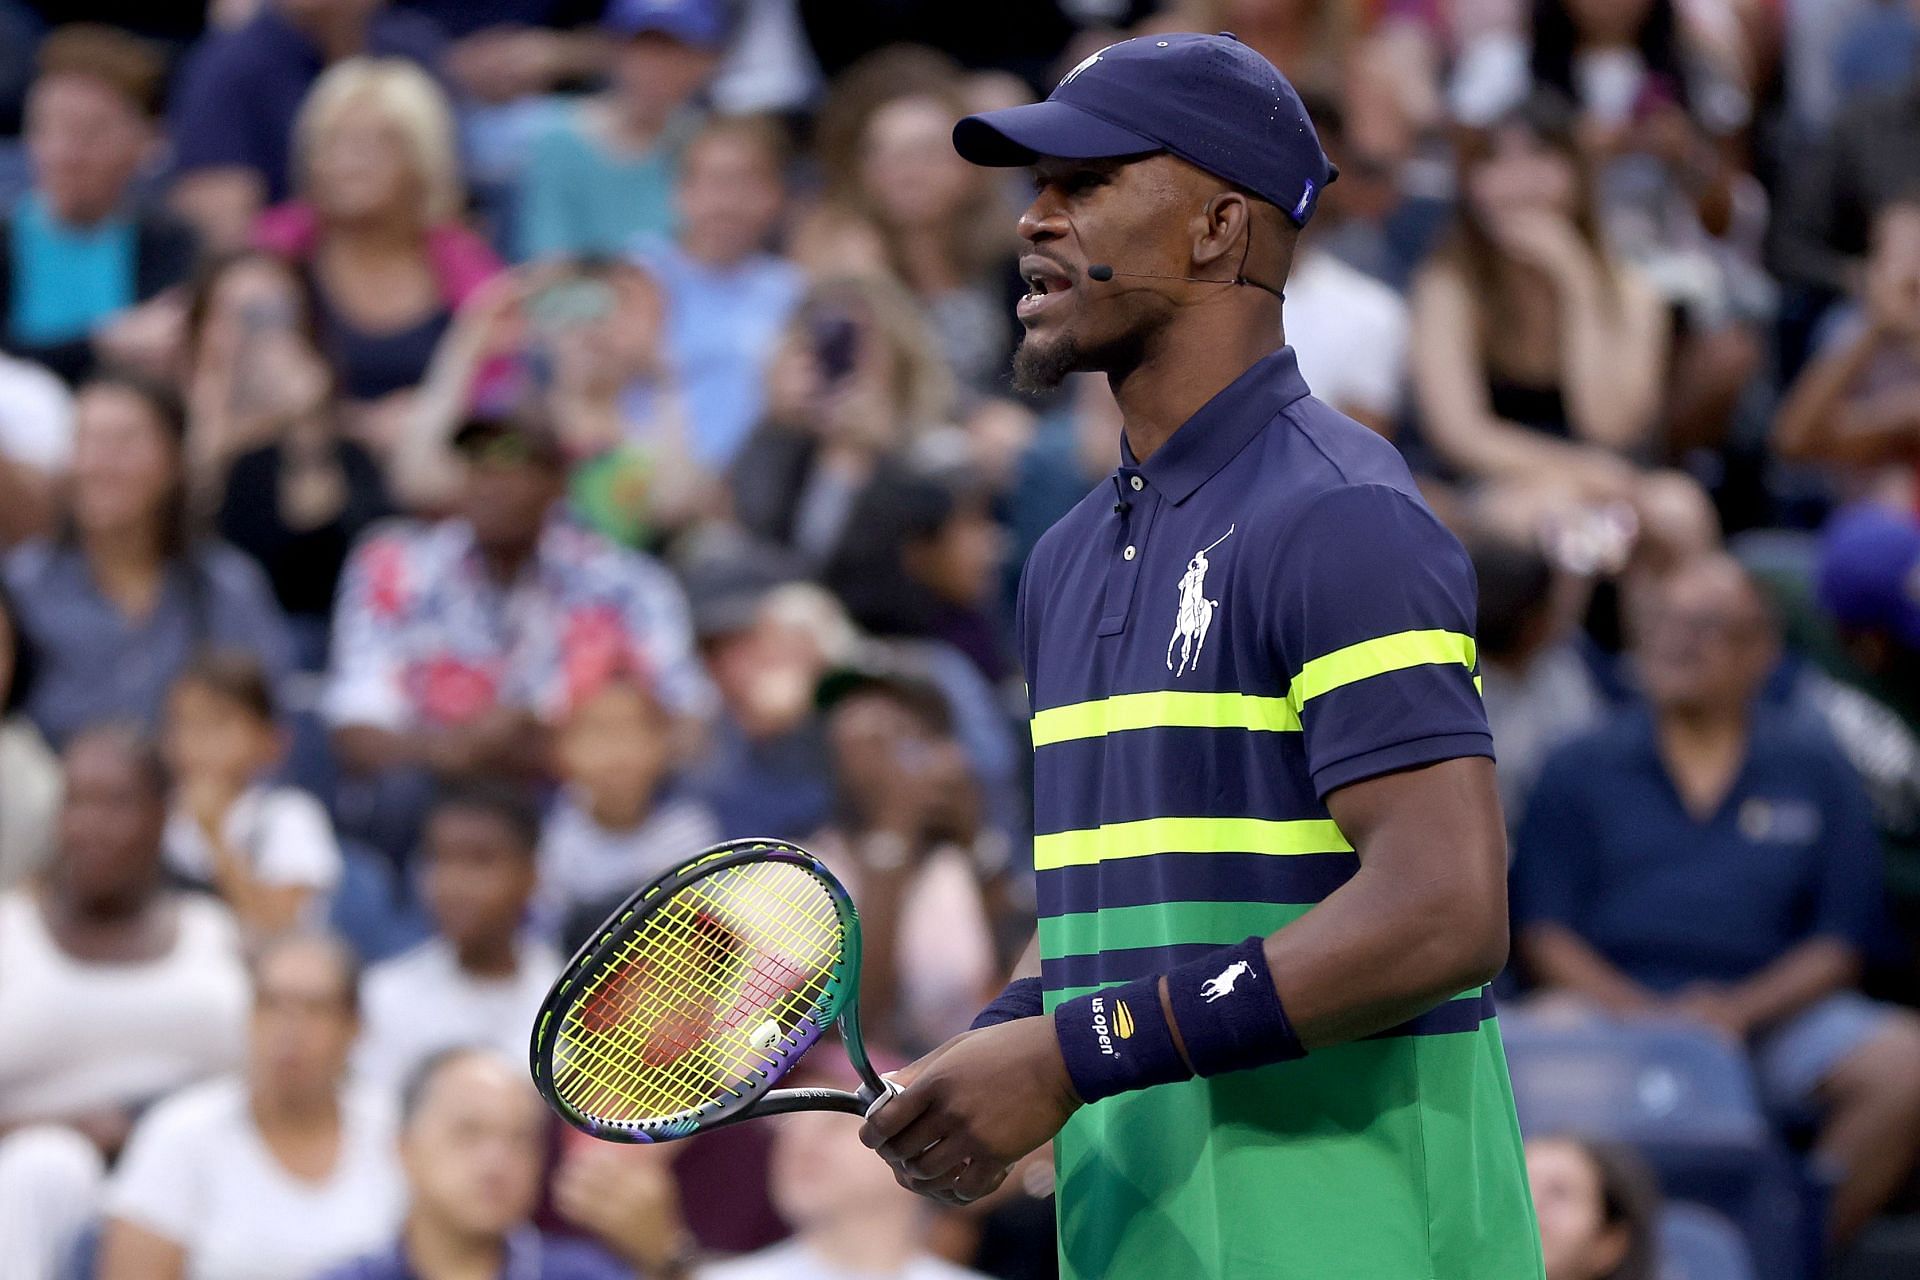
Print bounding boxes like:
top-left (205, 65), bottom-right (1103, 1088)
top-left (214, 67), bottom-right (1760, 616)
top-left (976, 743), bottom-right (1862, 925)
top-left (529, 838), bottom-right (889, 1143)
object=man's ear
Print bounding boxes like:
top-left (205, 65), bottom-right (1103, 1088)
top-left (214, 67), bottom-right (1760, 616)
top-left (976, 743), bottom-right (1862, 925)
top-left (1191, 192), bottom-right (1248, 272)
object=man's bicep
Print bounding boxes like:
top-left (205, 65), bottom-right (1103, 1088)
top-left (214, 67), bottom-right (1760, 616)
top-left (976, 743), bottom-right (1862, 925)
top-left (1325, 756), bottom-right (1509, 911)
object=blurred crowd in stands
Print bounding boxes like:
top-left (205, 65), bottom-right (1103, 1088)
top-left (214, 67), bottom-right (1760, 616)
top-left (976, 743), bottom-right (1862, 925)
top-left (1, 0), bottom-right (1920, 1277)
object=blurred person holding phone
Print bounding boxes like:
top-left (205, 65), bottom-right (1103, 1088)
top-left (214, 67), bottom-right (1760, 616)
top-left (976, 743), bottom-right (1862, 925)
top-left (99, 932), bottom-right (404, 1280)
top-left (1775, 198), bottom-right (1920, 509)
top-left (182, 251), bottom-right (393, 663)
top-left (804, 49), bottom-right (1022, 396)
top-left (729, 275), bottom-right (957, 571)
top-left (398, 257), bottom-right (707, 542)
top-left (323, 1048), bottom-right (644, 1280)
top-left (516, 0), bottom-right (728, 260)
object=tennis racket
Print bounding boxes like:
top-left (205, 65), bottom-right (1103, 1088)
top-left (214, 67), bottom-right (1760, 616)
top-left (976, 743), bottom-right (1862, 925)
top-left (529, 838), bottom-right (896, 1143)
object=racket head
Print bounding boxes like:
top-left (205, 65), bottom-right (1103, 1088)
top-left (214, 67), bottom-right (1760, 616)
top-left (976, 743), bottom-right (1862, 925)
top-left (530, 839), bottom-right (863, 1143)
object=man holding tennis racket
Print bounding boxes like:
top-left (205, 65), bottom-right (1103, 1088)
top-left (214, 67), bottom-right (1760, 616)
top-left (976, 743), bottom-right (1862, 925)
top-left (858, 33), bottom-right (1544, 1280)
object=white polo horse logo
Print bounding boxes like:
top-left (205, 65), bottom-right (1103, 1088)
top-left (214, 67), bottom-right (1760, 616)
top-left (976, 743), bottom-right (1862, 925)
top-left (1201, 959), bottom-right (1252, 1003)
top-left (1167, 525), bottom-right (1234, 677)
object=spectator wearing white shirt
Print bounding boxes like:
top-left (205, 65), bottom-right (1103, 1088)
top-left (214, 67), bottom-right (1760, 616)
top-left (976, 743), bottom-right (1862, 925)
top-left (699, 1061), bottom-right (989, 1280)
top-left (1284, 245), bottom-right (1411, 439)
top-left (99, 931), bottom-right (403, 1280)
top-left (162, 652), bottom-right (343, 938)
top-left (0, 726), bottom-right (248, 1138)
top-left (0, 350), bottom-right (71, 549)
top-left (0, 730), bottom-right (247, 1280)
top-left (356, 781), bottom-right (562, 1091)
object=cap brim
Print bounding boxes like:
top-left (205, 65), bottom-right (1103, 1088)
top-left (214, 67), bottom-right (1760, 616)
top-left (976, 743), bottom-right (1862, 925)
top-left (953, 101), bottom-right (1161, 167)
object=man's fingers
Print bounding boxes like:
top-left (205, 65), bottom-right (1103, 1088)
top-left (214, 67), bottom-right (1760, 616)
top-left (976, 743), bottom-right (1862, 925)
top-left (876, 1106), bottom-right (967, 1170)
top-left (859, 1076), bottom-right (931, 1149)
top-left (901, 1136), bottom-right (971, 1185)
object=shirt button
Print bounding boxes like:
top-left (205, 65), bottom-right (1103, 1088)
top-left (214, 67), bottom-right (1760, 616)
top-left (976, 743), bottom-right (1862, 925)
top-left (1130, 476), bottom-right (1144, 491)
top-left (1124, 545), bottom-right (1137, 560)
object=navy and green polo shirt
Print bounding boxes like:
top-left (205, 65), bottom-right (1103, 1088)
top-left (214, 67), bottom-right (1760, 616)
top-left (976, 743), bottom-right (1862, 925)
top-left (1017, 347), bottom-right (1541, 1280)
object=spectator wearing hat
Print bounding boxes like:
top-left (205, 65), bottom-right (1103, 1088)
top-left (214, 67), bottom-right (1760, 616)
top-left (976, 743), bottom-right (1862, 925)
top-left (99, 932), bottom-right (405, 1280)
top-left (642, 114), bottom-right (805, 471)
top-left (1, 371), bottom-right (294, 748)
top-left (1802, 503), bottom-right (1920, 740)
top-left (354, 781), bottom-right (563, 1091)
top-left (1513, 554), bottom-right (1920, 1244)
top-left (322, 1049), bottom-right (644, 1280)
top-left (515, 0), bottom-right (729, 260)
top-left (539, 671), bottom-right (720, 948)
top-left (323, 413), bottom-right (707, 855)
top-left (2, 24), bottom-right (197, 385)
top-left (167, 0), bottom-right (450, 253)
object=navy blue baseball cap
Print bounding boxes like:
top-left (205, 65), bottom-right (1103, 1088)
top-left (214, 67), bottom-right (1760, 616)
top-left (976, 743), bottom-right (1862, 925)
top-left (952, 32), bottom-right (1335, 227)
top-left (603, 0), bottom-right (731, 49)
top-left (1817, 503), bottom-right (1920, 649)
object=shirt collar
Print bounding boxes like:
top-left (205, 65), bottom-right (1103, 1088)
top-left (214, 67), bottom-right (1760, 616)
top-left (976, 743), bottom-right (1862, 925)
top-left (1119, 346), bottom-right (1311, 505)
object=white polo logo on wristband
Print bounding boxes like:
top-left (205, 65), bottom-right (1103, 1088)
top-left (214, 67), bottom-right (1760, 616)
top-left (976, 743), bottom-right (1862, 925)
top-left (1201, 960), bottom-right (1252, 1003)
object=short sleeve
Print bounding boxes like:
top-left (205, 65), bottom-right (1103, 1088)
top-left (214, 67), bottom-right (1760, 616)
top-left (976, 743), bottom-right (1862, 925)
top-left (1267, 483), bottom-right (1492, 799)
top-left (1510, 744), bottom-right (1601, 931)
top-left (255, 788), bottom-right (343, 889)
top-left (103, 1093), bottom-right (208, 1244)
top-left (322, 533), bottom-right (413, 730)
top-left (1810, 746), bottom-right (1887, 954)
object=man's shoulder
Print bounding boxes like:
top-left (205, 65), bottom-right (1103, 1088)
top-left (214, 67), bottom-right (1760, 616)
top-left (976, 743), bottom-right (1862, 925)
top-left (1536, 713), bottom-right (1652, 787)
top-left (364, 939), bottom-right (454, 1002)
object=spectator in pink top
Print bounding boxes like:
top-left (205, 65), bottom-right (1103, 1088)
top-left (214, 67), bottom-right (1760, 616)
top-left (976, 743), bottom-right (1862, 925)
top-left (253, 57), bottom-right (501, 460)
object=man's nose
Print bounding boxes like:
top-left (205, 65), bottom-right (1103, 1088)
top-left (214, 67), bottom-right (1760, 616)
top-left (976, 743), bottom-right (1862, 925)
top-left (1017, 196), bottom-right (1068, 246)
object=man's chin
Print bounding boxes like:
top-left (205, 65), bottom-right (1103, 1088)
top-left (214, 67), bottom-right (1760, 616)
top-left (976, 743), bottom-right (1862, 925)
top-left (1011, 332), bottom-right (1085, 395)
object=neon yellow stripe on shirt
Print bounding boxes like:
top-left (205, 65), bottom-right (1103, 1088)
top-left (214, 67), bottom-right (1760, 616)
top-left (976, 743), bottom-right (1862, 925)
top-left (1033, 816), bottom-right (1353, 871)
top-left (1029, 627), bottom-right (1478, 747)
top-left (1286, 628), bottom-right (1478, 710)
top-left (1030, 690), bottom-right (1299, 747)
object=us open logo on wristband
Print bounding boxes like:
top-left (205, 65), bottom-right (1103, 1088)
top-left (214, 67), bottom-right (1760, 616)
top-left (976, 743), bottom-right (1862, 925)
top-left (1114, 1000), bottom-right (1135, 1039)
top-left (1090, 996), bottom-right (1119, 1057)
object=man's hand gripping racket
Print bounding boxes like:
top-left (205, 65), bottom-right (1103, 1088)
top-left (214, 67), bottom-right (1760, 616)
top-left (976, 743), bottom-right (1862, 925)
top-left (529, 838), bottom-right (902, 1143)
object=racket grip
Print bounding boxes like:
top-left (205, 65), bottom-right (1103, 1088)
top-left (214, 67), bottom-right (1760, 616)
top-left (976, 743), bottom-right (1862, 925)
top-left (861, 1075), bottom-right (905, 1121)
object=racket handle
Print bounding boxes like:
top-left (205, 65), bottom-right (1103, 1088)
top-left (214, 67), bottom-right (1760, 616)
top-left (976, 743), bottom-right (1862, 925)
top-left (860, 1075), bottom-right (905, 1121)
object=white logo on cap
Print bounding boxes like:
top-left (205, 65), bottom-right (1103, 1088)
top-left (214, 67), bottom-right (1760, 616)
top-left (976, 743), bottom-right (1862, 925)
top-left (1059, 45), bottom-right (1113, 87)
top-left (1294, 180), bottom-right (1315, 221)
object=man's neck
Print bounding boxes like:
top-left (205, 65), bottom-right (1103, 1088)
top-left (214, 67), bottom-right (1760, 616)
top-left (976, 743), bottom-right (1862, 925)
top-left (478, 542), bottom-right (537, 585)
top-left (288, 6), bottom-right (370, 62)
top-left (681, 234), bottom-right (753, 271)
top-left (82, 523), bottom-right (167, 580)
top-left (43, 194), bottom-right (122, 232)
top-left (1110, 301), bottom-right (1283, 461)
top-left (1655, 702), bottom-right (1751, 816)
top-left (402, 1213), bottom-right (509, 1280)
top-left (454, 935), bottom-right (522, 980)
top-left (802, 1212), bottom-right (923, 1275)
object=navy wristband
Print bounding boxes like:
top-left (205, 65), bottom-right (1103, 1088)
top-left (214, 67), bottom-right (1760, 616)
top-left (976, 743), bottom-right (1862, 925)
top-left (1164, 936), bottom-right (1305, 1076)
top-left (970, 976), bottom-right (1044, 1030)
top-left (1053, 977), bottom-right (1192, 1103)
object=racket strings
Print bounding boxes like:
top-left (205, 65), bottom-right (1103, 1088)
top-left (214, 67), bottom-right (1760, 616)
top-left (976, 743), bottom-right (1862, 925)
top-left (553, 859), bottom-right (847, 1124)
